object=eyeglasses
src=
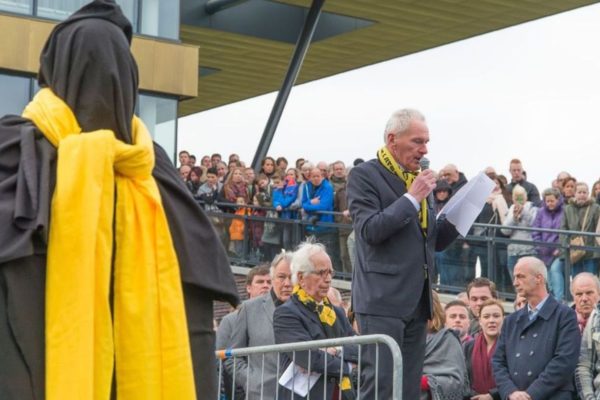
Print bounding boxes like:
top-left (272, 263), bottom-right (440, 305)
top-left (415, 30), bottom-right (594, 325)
top-left (309, 268), bottom-right (334, 278)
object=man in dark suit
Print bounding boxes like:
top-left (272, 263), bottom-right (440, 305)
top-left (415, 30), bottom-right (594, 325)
top-left (346, 108), bottom-right (458, 399)
top-left (492, 256), bottom-right (580, 400)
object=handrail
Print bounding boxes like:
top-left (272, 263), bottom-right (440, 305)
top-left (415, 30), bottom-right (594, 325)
top-left (216, 333), bottom-right (403, 400)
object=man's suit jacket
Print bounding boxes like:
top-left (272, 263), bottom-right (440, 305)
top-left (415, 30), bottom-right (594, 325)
top-left (273, 296), bottom-right (359, 400)
top-left (346, 159), bottom-right (458, 318)
top-left (216, 310), bottom-right (246, 400)
top-left (492, 295), bottom-right (580, 400)
top-left (229, 293), bottom-right (278, 399)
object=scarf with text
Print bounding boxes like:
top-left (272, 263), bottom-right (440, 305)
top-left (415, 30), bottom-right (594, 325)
top-left (23, 88), bottom-right (196, 400)
top-left (377, 146), bottom-right (428, 233)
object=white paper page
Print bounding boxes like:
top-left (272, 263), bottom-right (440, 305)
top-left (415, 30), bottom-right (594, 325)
top-left (278, 362), bottom-right (321, 397)
top-left (437, 171), bottom-right (496, 236)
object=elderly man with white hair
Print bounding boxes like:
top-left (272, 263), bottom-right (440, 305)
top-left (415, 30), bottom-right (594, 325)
top-left (492, 256), bottom-right (580, 400)
top-left (273, 241), bottom-right (358, 400)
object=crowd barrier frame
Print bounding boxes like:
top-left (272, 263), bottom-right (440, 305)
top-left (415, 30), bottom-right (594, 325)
top-left (216, 333), bottom-right (403, 400)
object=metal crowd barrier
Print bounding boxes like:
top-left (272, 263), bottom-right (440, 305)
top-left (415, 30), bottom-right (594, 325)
top-left (215, 334), bottom-right (403, 400)
top-left (199, 199), bottom-right (600, 300)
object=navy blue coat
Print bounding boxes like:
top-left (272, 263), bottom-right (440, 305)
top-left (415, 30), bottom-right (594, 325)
top-left (273, 296), bottom-right (358, 400)
top-left (346, 159), bottom-right (458, 318)
top-left (492, 295), bottom-right (580, 400)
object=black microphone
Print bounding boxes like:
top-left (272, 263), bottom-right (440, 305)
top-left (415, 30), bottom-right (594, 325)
top-left (419, 156), bottom-right (430, 171)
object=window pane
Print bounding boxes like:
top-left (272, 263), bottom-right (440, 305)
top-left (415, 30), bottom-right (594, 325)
top-left (36, 0), bottom-right (136, 30)
top-left (138, 94), bottom-right (177, 164)
top-left (0, 0), bottom-right (32, 14)
top-left (139, 0), bottom-right (179, 40)
top-left (0, 73), bottom-right (30, 116)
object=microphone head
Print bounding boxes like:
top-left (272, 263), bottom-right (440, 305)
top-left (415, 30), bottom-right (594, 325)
top-left (419, 156), bottom-right (430, 171)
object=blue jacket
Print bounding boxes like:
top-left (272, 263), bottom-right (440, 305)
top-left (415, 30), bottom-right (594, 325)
top-left (302, 180), bottom-right (334, 232)
top-left (273, 181), bottom-right (298, 219)
top-left (492, 295), bottom-right (580, 400)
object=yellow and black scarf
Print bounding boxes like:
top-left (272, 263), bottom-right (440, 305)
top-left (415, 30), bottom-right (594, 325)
top-left (292, 285), bottom-right (352, 392)
top-left (23, 88), bottom-right (196, 400)
top-left (377, 146), bottom-right (428, 233)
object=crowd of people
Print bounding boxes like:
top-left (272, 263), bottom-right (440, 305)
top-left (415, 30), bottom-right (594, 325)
top-left (215, 241), bottom-right (600, 400)
top-left (177, 149), bottom-right (600, 298)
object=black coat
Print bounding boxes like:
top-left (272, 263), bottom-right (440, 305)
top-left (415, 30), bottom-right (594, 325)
top-left (0, 3), bottom-right (238, 399)
top-left (273, 296), bottom-right (359, 400)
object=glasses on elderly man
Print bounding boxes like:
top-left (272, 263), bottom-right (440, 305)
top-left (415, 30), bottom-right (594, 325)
top-left (309, 268), bottom-right (334, 278)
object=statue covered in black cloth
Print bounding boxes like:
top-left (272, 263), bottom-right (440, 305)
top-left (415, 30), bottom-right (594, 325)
top-left (0, 1), bottom-right (238, 399)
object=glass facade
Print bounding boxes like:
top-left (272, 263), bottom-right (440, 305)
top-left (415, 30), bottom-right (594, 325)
top-left (35, 0), bottom-right (137, 31)
top-left (0, 0), bottom-right (181, 163)
top-left (0, 0), bottom-right (31, 15)
top-left (0, 73), bottom-right (31, 116)
top-left (0, 0), bottom-right (179, 40)
top-left (139, 93), bottom-right (178, 162)
top-left (139, 0), bottom-right (179, 40)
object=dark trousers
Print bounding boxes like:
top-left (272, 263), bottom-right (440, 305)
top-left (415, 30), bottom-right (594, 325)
top-left (356, 299), bottom-right (428, 399)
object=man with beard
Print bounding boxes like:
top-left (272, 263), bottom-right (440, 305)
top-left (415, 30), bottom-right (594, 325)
top-left (0, 1), bottom-right (238, 399)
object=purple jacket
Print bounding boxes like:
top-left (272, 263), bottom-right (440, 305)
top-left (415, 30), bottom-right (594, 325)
top-left (531, 198), bottom-right (563, 265)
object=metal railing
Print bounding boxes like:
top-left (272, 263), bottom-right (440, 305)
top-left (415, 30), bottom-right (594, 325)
top-left (215, 334), bottom-right (403, 400)
top-left (200, 200), bottom-right (600, 300)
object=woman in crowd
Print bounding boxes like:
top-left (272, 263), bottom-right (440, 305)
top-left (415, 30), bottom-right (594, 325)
top-left (464, 299), bottom-right (505, 400)
top-left (501, 184), bottom-right (538, 278)
top-left (553, 182), bottom-right (600, 280)
top-left (531, 188), bottom-right (564, 299)
top-left (186, 166), bottom-right (203, 197)
top-left (592, 180), bottom-right (600, 204)
top-left (562, 177), bottom-right (577, 203)
top-left (201, 155), bottom-right (211, 168)
top-left (216, 160), bottom-right (228, 183)
top-left (420, 292), bottom-right (467, 400)
top-left (260, 156), bottom-right (276, 180)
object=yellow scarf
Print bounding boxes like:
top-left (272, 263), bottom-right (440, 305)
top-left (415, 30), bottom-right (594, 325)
top-left (292, 285), bottom-right (351, 391)
top-left (293, 285), bottom-right (337, 326)
top-left (22, 88), bottom-right (196, 400)
top-left (377, 146), bottom-right (428, 233)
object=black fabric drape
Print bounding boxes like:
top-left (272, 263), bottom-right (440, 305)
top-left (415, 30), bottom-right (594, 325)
top-left (0, 1), bottom-right (239, 398)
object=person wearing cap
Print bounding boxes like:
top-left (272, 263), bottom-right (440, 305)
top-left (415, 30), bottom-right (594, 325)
top-left (0, 1), bottom-right (238, 399)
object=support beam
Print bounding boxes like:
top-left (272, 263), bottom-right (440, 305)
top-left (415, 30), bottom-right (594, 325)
top-left (251, 0), bottom-right (325, 171)
top-left (204, 0), bottom-right (249, 15)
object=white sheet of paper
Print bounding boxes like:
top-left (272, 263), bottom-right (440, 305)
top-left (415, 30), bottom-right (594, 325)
top-left (437, 171), bottom-right (496, 237)
top-left (278, 363), bottom-right (321, 397)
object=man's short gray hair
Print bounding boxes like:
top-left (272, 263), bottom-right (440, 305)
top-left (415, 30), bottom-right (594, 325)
top-left (571, 272), bottom-right (600, 295)
top-left (383, 108), bottom-right (425, 142)
top-left (521, 256), bottom-right (547, 283)
top-left (291, 241), bottom-right (327, 285)
top-left (270, 250), bottom-right (294, 278)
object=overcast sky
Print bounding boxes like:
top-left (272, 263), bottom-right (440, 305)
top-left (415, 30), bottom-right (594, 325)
top-left (178, 3), bottom-right (600, 191)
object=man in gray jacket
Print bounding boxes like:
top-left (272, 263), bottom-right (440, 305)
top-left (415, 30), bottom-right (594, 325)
top-left (346, 108), bottom-right (458, 399)
top-left (229, 251), bottom-right (294, 399)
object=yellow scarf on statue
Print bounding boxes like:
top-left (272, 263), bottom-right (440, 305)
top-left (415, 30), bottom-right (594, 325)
top-left (377, 146), bottom-right (428, 233)
top-left (22, 88), bottom-right (196, 400)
